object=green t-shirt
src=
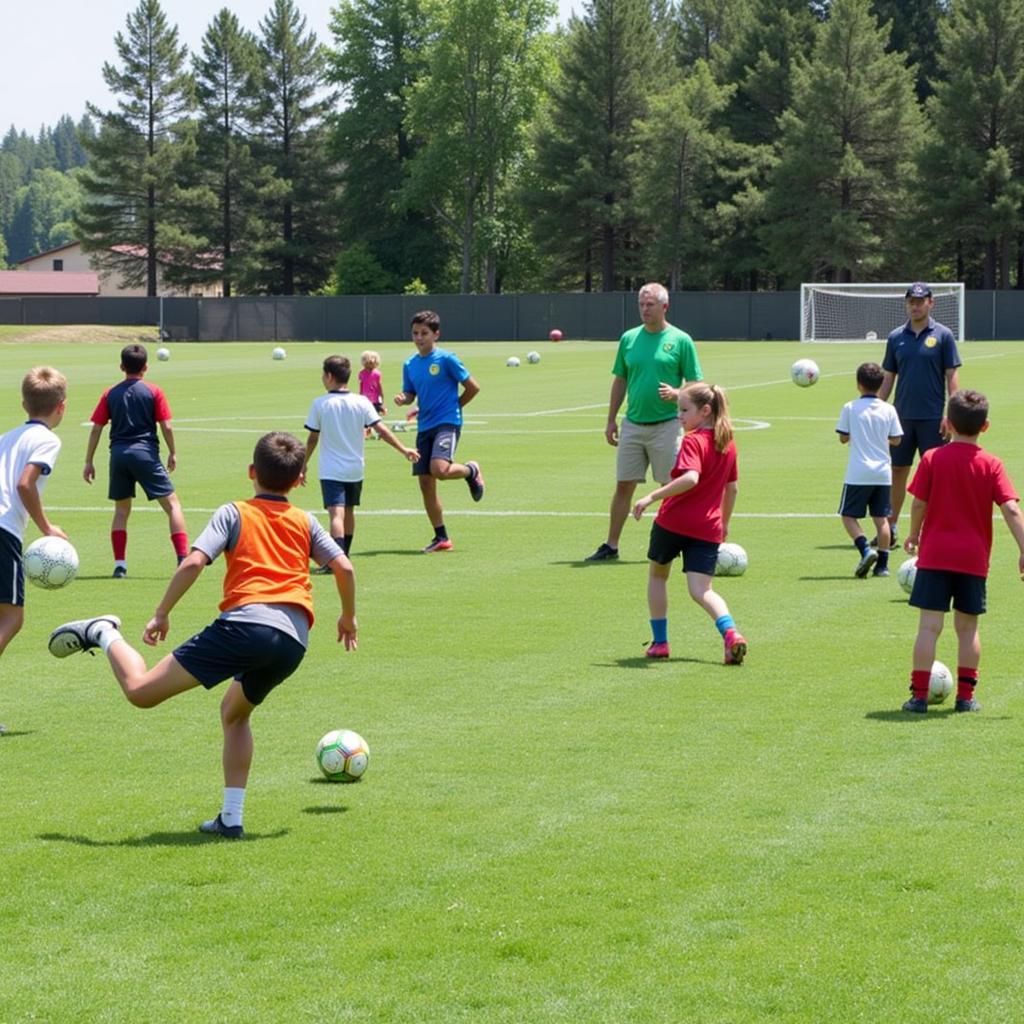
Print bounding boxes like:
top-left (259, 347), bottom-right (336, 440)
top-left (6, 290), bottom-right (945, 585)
top-left (611, 324), bottom-right (702, 424)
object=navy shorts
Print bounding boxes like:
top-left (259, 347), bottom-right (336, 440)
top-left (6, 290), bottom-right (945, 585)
top-left (910, 567), bottom-right (987, 616)
top-left (891, 419), bottom-right (945, 467)
top-left (647, 521), bottom-right (719, 576)
top-left (838, 483), bottom-right (892, 519)
top-left (413, 425), bottom-right (460, 476)
top-left (109, 447), bottom-right (174, 501)
top-left (0, 528), bottom-right (24, 607)
top-left (320, 479), bottom-right (363, 508)
top-left (173, 619), bottom-right (307, 705)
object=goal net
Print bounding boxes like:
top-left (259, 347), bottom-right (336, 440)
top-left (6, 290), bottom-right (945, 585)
top-left (800, 283), bottom-right (965, 343)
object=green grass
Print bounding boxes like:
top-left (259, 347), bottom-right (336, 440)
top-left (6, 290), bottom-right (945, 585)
top-left (3, 338), bottom-right (1024, 1023)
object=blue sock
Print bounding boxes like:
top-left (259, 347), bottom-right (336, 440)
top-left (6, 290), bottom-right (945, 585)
top-left (650, 618), bottom-right (668, 644)
top-left (715, 615), bottom-right (735, 638)
top-left (855, 535), bottom-right (869, 555)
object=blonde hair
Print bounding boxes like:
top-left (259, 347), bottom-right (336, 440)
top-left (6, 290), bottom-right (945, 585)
top-left (360, 350), bottom-right (381, 370)
top-left (22, 366), bottom-right (67, 418)
top-left (681, 382), bottom-right (732, 452)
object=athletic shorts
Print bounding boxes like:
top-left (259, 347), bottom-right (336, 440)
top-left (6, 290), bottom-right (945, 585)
top-left (413, 425), bottom-right (460, 476)
top-left (172, 619), bottom-right (307, 705)
top-left (0, 528), bottom-right (25, 607)
top-left (617, 418), bottom-right (680, 485)
top-left (891, 419), bottom-right (946, 467)
top-left (647, 521), bottom-right (719, 576)
top-left (320, 479), bottom-right (363, 508)
top-left (838, 483), bottom-right (892, 519)
top-left (109, 447), bottom-right (174, 501)
top-left (910, 567), bottom-right (986, 616)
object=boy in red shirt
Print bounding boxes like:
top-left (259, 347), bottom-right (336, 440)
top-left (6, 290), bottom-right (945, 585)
top-left (902, 390), bottom-right (1024, 713)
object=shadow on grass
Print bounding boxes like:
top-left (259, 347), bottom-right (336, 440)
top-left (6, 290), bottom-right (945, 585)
top-left (602, 656), bottom-right (713, 669)
top-left (302, 805), bottom-right (350, 815)
top-left (551, 560), bottom-right (644, 568)
top-left (342, 549), bottom-right (431, 558)
top-left (864, 709), bottom-right (1011, 723)
top-left (0, 729), bottom-right (35, 738)
top-left (38, 829), bottom-right (289, 847)
top-left (798, 575), bottom-right (894, 582)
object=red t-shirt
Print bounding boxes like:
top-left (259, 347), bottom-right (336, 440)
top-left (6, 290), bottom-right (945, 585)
top-left (909, 442), bottom-right (1017, 577)
top-left (654, 429), bottom-right (738, 543)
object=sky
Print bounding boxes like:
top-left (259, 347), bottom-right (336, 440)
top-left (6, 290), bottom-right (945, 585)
top-left (2, 0), bottom-right (581, 136)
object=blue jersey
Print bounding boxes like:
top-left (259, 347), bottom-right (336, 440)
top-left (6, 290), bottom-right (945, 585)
top-left (882, 318), bottom-right (960, 420)
top-left (91, 378), bottom-right (172, 453)
top-left (401, 347), bottom-right (470, 431)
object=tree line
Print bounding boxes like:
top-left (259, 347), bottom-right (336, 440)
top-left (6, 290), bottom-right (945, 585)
top-left (4, 0), bottom-right (1024, 295)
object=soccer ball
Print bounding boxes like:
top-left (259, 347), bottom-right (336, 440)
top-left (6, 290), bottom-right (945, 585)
top-left (896, 557), bottom-right (917, 595)
top-left (316, 729), bottom-right (370, 782)
top-left (527, 351), bottom-right (541, 364)
top-left (272, 346), bottom-right (286, 360)
top-left (23, 536), bottom-right (79, 590)
top-left (549, 329), bottom-right (563, 342)
top-left (156, 347), bottom-right (170, 361)
top-left (929, 660), bottom-right (953, 705)
top-left (865, 331), bottom-right (878, 341)
top-left (715, 542), bottom-right (748, 577)
top-left (506, 356), bottom-right (521, 367)
top-left (791, 358), bottom-right (820, 387)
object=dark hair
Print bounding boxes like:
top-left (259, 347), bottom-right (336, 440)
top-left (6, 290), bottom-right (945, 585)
top-left (411, 309), bottom-right (441, 332)
top-left (22, 366), bottom-right (67, 417)
top-left (252, 432), bottom-right (305, 491)
top-left (680, 382), bottom-right (733, 452)
top-left (323, 355), bottom-right (351, 384)
top-left (121, 344), bottom-right (147, 374)
top-left (856, 362), bottom-right (884, 392)
top-left (946, 389), bottom-right (988, 436)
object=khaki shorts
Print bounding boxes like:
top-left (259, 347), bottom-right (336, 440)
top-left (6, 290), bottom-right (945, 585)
top-left (616, 418), bottom-right (680, 484)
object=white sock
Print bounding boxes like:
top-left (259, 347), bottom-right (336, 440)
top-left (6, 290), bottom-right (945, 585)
top-left (114, 559), bottom-right (127, 569)
top-left (221, 787), bottom-right (246, 828)
top-left (97, 626), bottom-right (124, 653)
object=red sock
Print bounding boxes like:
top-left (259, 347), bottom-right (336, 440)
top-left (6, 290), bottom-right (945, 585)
top-left (112, 530), bottom-right (127, 561)
top-left (957, 666), bottom-right (978, 702)
top-left (170, 532), bottom-right (189, 558)
top-left (911, 669), bottom-right (931, 701)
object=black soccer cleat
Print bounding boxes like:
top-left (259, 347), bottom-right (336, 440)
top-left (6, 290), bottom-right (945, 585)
top-left (466, 461), bottom-right (485, 502)
top-left (954, 698), bottom-right (981, 713)
top-left (902, 697), bottom-right (928, 714)
top-left (855, 549), bottom-right (878, 578)
top-left (198, 813), bottom-right (244, 839)
top-left (585, 543), bottom-right (619, 562)
top-left (112, 566), bottom-right (127, 579)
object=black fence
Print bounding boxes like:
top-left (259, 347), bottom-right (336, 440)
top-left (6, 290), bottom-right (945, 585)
top-left (1, 290), bottom-right (1022, 342)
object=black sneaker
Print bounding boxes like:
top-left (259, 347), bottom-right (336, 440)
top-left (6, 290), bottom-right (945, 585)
top-left (855, 549), bottom-right (878, 578)
top-left (48, 616), bottom-right (122, 658)
top-left (902, 697), bottom-right (928, 713)
top-left (466, 461), bottom-right (485, 502)
top-left (870, 530), bottom-right (899, 551)
top-left (954, 698), bottom-right (981, 713)
top-left (585, 543), bottom-right (619, 562)
top-left (198, 813), bottom-right (244, 839)
top-left (112, 566), bottom-right (127, 579)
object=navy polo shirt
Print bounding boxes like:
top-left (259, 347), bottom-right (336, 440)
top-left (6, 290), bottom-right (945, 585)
top-left (882, 317), bottom-right (960, 420)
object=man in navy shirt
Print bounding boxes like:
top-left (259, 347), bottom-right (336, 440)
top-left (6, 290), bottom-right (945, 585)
top-left (394, 311), bottom-right (484, 552)
top-left (877, 282), bottom-right (961, 548)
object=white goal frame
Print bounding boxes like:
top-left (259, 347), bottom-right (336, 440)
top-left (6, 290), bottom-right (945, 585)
top-left (800, 282), bottom-right (965, 343)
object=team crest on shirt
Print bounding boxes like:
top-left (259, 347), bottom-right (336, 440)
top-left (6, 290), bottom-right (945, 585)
top-left (925, 336), bottom-right (938, 348)
top-left (429, 364), bottom-right (440, 375)
top-left (662, 342), bottom-right (674, 353)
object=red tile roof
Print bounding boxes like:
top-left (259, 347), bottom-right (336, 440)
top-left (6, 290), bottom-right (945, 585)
top-left (0, 271), bottom-right (100, 296)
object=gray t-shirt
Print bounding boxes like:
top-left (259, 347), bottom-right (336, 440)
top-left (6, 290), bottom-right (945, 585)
top-left (192, 498), bottom-right (342, 647)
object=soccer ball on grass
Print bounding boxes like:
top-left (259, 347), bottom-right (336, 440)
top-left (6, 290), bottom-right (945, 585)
top-left (791, 358), bottom-right (820, 387)
top-left (896, 557), bottom-right (917, 595)
top-left (506, 356), bottom-right (520, 367)
top-left (715, 542), bottom-right (748, 577)
top-left (23, 536), bottom-right (79, 590)
top-left (929, 660), bottom-right (953, 704)
top-left (272, 346), bottom-right (286, 360)
top-left (527, 351), bottom-right (541, 364)
top-left (156, 347), bottom-right (170, 361)
top-left (549, 329), bottom-right (563, 342)
top-left (316, 729), bottom-right (370, 782)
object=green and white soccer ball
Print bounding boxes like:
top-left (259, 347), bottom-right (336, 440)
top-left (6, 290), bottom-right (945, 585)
top-left (156, 347), bottom-right (170, 361)
top-left (896, 557), bottom-right (917, 595)
top-left (929, 660), bottom-right (953, 705)
top-left (791, 358), bottom-right (820, 387)
top-left (272, 346), bottom-right (287, 360)
top-left (23, 536), bottom-right (79, 590)
top-left (527, 351), bottom-right (541, 364)
top-left (715, 542), bottom-right (748, 577)
top-left (316, 729), bottom-right (370, 782)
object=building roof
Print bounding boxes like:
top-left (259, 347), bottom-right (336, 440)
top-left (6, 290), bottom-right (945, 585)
top-left (15, 241), bottom-right (81, 264)
top-left (0, 271), bottom-right (100, 296)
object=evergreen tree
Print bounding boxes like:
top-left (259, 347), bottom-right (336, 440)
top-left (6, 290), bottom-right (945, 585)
top-left (6, 168), bottom-right (83, 262)
top-left (870, 0), bottom-right (949, 102)
top-left (675, 0), bottom-right (751, 67)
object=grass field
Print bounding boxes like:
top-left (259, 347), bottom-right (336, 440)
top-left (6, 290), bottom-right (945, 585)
top-left (3, 335), bottom-right (1024, 1023)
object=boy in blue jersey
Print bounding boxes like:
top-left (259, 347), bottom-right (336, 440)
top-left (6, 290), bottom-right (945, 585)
top-left (393, 311), bottom-right (484, 552)
top-left (84, 344), bottom-right (188, 577)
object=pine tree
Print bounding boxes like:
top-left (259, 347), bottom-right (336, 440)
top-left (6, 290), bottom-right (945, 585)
top-left (870, 0), bottom-right (949, 102)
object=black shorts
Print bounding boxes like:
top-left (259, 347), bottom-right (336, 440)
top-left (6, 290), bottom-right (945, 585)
top-left (891, 420), bottom-right (945, 467)
top-left (320, 479), bottom-right (363, 508)
top-left (647, 521), bottom-right (719, 576)
top-left (173, 619), bottom-right (307, 705)
top-left (838, 483), bottom-right (892, 519)
top-left (413, 425), bottom-right (461, 476)
top-left (109, 447), bottom-right (174, 501)
top-left (0, 528), bottom-right (24, 606)
top-left (910, 567), bottom-right (987, 616)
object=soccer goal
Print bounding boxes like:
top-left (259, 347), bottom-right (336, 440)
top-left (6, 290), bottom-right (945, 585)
top-left (800, 282), bottom-right (965, 343)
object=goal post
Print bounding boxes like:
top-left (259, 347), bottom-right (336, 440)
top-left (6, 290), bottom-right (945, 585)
top-left (800, 282), bottom-right (965, 343)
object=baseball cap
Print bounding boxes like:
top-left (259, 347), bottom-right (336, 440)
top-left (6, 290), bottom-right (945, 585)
top-left (905, 282), bottom-right (932, 298)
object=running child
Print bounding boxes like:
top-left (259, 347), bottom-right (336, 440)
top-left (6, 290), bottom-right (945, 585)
top-left (359, 351), bottom-right (386, 437)
top-left (48, 432), bottom-right (358, 838)
top-left (900, 389), bottom-right (1024, 713)
top-left (632, 382), bottom-right (747, 665)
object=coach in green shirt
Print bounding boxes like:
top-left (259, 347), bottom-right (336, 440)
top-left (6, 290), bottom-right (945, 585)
top-left (585, 282), bottom-right (703, 562)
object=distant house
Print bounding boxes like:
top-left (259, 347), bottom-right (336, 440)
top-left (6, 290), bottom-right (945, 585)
top-left (0, 269), bottom-right (99, 297)
top-left (15, 241), bottom-right (222, 297)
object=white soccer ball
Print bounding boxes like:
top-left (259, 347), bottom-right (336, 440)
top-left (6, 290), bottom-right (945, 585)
top-left (715, 542), bottom-right (748, 577)
top-left (527, 351), bottom-right (541, 364)
top-left (316, 729), bottom-right (370, 782)
top-left (272, 346), bottom-right (287, 360)
top-left (156, 347), bottom-right (170, 361)
top-left (929, 660), bottom-right (953, 705)
top-left (506, 356), bottom-right (521, 367)
top-left (23, 536), bottom-right (79, 590)
top-left (791, 358), bottom-right (820, 388)
top-left (896, 557), bottom-right (917, 595)
top-left (865, 331), bottom-right (878, 341)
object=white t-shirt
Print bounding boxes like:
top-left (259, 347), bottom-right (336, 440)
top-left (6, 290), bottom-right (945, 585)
top-left (836, 396), bottom-right (903, 485)
top-left (0, 421), bottom-right (61, 541)
top-left (304, 390), bottom-right (379, 482)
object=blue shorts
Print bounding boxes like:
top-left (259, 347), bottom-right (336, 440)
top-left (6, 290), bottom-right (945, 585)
top-left (838, 483), bottom-right (892, 519)
top-left (910, 567), bottom-right (987, 616)
top-left (109, 447), bottom-right (174, 501)
top-left (647, 522), bottom-right (719, 576)
top-left (413, 425), bottom-right (461, 476)
top-left (891, 420), bottom-right (945, 468)
top-left (173, 619), bottom-right (307, 705)
top-left (320, 480), bottom-right (363, 508)
top-left (0, 528), bottom-right (24, 607)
